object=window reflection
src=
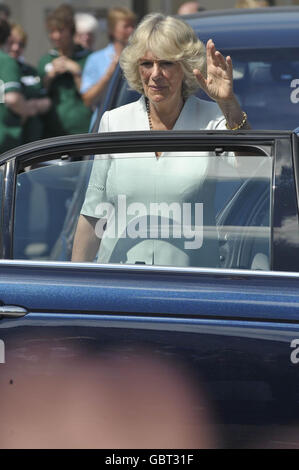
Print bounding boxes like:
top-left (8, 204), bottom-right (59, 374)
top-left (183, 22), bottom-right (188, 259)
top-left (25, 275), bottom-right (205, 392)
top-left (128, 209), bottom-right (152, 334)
top-left (14, 150), bottom-right (272, 271)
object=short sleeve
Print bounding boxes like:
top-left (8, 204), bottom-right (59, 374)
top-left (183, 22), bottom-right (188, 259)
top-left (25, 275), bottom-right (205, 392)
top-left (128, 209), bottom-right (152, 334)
top-left (214, 117), bottom-right (227, 130)
top-left (80, 53), bottom-right (105, 94)
top-left (2, 56), bottom-right (22, 93)
top-left (80, 112), bottom-right (111, 217)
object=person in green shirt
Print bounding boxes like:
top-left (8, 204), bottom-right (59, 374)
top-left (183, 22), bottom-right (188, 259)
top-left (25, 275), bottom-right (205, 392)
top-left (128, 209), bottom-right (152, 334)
top-left (38, 4), bottom-right (92, 138)
top-left (0, 18), bottom-right (38, 153)
top-left (8, 23), bottom-right (52, 144)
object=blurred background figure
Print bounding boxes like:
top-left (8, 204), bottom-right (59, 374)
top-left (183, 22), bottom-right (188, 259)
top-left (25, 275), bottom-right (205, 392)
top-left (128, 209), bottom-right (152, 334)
top-left (38, 4), bottom-right (91, 138)
top-left (0, 18), bottom-right (41, 153)
top-left (0, 3), bottom-right (10, 21)
top-left (81, 6), bottom-right (136, 110)
top-left (74, 12), bottom-right (99, 52)
top-left (235, 0), bottom-right (273, 7)
top-left (8, 23), bottom-right (51, 144)
top-left (0, 346), bottom-right (219, 448)
top-left (177, 1), bottom-right (205, 14)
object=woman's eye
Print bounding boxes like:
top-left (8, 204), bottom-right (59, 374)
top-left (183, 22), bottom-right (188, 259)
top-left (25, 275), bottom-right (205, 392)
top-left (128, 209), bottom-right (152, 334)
top-left (161, 61), bottom-right (174, 67)
top-left (140, 62), bottom-right (152, 67)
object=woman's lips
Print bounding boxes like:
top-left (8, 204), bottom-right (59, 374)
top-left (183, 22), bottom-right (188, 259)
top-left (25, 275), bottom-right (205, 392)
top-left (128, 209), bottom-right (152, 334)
top-left (149, 85), bottom-right (166, 91)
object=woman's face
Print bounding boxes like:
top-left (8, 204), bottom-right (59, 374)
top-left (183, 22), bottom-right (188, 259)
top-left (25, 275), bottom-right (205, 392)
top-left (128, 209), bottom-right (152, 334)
top-left (138, 50), bottom-right (184, 105)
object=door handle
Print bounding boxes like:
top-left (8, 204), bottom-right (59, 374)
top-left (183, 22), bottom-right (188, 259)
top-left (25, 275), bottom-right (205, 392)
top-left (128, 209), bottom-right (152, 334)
top-left (0, 306), bottom-right (28, 319)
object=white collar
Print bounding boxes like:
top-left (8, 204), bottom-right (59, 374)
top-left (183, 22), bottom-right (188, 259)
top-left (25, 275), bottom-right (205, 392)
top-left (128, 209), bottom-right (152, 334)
top-left (139, 95), bottom-right (197, 131)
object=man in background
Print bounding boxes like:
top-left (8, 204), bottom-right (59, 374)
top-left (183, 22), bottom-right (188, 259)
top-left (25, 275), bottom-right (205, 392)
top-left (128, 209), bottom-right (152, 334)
top-left (38, 4), bottom-right (91, 137)
top-left (80, 7), bottom-right (136, 110)
top-left (8, 23), bottom-right (52, 144)
top-left (177, 2), bottom-right (205, 14)
top-left (235, 0), bottom-right (273, 6)
top-left (0, 18), bottom-right (38, 153)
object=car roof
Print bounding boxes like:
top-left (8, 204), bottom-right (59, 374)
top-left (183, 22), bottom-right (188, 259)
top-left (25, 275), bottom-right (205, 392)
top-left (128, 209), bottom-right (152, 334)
top-left (184, 7), bottom-right (299, 49)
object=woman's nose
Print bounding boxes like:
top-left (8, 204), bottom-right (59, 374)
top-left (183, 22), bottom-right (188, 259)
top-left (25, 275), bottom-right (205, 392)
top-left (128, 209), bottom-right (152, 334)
top-left (151, 62), bottom-right (162, 79)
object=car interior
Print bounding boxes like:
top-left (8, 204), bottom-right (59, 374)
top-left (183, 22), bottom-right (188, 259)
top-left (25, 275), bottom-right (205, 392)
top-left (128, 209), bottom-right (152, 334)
top-left (12, 147), bottom-right (272, 271)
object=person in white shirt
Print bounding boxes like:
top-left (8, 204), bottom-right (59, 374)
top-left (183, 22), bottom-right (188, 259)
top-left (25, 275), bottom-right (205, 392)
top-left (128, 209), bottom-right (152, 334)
top-left (72, 13), bottom-right (250, 266)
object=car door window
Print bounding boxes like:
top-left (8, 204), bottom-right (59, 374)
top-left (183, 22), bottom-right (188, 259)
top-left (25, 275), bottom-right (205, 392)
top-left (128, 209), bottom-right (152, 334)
top-left (13, 146), bottom-right (273, 270)
top-left (0, 165), bottom-right (4, 238)
top-left (14, 158), bottom-right (93, 260)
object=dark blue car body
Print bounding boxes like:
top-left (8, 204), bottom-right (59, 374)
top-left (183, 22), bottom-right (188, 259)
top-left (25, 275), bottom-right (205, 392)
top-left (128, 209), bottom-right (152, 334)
top-left (0, 127), bottom-right (299, 448)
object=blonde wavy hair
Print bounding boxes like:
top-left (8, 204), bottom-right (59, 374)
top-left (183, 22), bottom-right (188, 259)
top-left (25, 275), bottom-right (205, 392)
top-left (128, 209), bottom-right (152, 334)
top-left (119, 13), bottom-right (206, 99)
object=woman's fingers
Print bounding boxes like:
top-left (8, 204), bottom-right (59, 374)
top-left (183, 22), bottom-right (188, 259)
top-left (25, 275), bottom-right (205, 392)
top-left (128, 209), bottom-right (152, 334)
top-left (194, 40), bottom-right (234, 100)
top-left (225, 55), bottom-right (233, 77)
top-left (193, 68), bottom-right (207, 90)
top-left (215, 51), bottom-right (228, 70)
top-left (207, 39), bottom-right (230, 72)
top-left (207, 39), bottom-right (220, 65)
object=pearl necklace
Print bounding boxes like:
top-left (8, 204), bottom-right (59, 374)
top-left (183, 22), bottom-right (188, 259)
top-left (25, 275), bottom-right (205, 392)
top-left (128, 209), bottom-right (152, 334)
top-left (145, 97), bottom-right (185, 131)
top-left (145, 98), bottom-right (153, 130)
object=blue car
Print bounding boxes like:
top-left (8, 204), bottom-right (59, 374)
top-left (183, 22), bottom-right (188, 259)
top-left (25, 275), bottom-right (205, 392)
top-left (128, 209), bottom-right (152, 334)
top-left (1, 7), bottom-right (299, 449)
top-left (94, 6), bottom-right (299, 131)
top-left (0, 127), bottom-right (299, 448)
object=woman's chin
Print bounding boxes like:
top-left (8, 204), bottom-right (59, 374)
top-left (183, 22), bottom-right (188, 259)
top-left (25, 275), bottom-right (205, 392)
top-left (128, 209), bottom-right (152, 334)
top-left (148, 94), bottom-right (169, 103)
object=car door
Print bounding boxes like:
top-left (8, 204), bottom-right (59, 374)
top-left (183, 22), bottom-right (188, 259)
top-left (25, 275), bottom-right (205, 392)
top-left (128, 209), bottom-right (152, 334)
top-left (1, 131), bottom-right (299, 449)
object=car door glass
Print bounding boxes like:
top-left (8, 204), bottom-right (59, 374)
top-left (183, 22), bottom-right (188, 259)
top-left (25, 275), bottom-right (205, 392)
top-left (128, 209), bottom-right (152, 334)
top-left (0, 165), bottom-right (3, 234)
top-left (13, 148), bottom-right (272, 270)
top-left (14, 158), bottom-right (93, 261)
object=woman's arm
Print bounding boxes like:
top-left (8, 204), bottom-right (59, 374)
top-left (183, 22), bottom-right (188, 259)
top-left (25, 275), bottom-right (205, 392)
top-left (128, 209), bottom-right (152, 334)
top-left (71, 214), bottom-right (101, 262)
top-left (216, 95), bottom-right (250, 131)
top-left (193, 39), bottom-right (251, 130)
top-left (72, 113), bottom-right (110, 262)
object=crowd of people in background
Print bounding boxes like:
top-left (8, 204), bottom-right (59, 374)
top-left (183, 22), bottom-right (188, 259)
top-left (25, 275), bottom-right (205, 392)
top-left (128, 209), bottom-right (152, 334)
top-left (0, 0), bottom-right (276, 154)
top-left (0, 3), bottom-right (137, 154)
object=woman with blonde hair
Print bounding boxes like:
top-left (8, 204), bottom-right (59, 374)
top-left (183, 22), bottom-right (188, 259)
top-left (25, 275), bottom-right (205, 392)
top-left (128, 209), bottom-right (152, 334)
top-left (72, 13), bottom-right (250, 266)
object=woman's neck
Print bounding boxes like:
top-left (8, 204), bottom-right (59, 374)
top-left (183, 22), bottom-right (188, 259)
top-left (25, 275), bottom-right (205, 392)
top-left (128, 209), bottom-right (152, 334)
top-left (147, 96), bottom-right (185, 130)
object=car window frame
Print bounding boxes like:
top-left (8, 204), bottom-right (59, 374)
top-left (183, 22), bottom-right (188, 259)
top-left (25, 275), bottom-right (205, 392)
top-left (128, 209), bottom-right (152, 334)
top-left (0, 130), bottom-right (297, 274)
top-left (291, 132), bottom-right (299, 215)
top-left (92, 64), bottom-right (123, 133)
